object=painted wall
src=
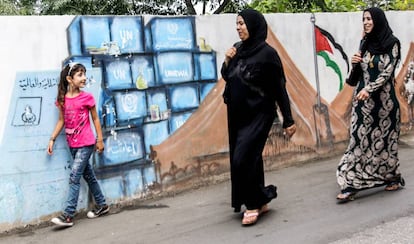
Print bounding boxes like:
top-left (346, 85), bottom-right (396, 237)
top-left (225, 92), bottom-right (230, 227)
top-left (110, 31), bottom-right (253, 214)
top-left (1, 11), bottom-right (414, 232)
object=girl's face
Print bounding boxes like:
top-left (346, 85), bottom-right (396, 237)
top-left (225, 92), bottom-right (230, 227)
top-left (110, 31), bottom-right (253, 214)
top-left (363, 11), bottom-right (374, 34)
top-left (236, 15), bottom-right (249, 41)
top-left (67, 69), bottom-right (87, 89)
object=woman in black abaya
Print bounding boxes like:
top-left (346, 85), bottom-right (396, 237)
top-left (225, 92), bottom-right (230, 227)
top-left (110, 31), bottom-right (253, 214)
top-left (221, 9), bottom-right (296, 225)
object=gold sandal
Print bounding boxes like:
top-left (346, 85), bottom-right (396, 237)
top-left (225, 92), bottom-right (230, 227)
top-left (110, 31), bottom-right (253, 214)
top-left (242, 210), bottom-right (259, 226)
top-left (242, 205), bottom-right (269, 226)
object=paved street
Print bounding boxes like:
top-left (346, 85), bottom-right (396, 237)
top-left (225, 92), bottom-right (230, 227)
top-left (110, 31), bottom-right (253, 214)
top-left (1, 135), bottom-right (414, 244)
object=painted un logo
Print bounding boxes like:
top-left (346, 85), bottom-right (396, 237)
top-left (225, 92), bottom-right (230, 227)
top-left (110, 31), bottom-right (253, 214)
top-left (167, 23), bottom-right (178, 35)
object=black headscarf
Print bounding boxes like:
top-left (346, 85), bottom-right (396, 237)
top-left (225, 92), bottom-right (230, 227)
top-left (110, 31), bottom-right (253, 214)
top-left (237, 9), bottom-right (268, 58)
top-left (362, 7), bottom-right (400, 60)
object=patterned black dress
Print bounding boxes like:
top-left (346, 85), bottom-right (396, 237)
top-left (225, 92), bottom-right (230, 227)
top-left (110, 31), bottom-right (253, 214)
top-left (337, 43), bottom-right (401, 192)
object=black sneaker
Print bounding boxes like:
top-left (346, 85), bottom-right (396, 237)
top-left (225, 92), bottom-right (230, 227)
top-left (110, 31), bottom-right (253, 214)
top-left (87, 204), bottom-right (110, 219)
top-left (51, 214), bottom-right (73, 227)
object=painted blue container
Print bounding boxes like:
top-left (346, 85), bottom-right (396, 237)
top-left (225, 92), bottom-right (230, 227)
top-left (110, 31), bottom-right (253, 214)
top-left (80, 16), bottom-right (111, 54)
top-left (194, 52), bottom-right (217, 81)
top-left (142, 120), bottom-right (169, 154)
top-left (169, 110), bottom-right (194, 134)
top-left (168, 83), bottom-right (199, 112)
top-left (147, 17), bottom-right (196, 51)
top-left (96, 128), bottom-right (145, 167)
top-left (103, 59), bottom-right (133, 90)
top-left (110, 16), bottom-right (145, 54)
top-left (125, 169), bottom-right (144, 197)
top-left (154, 51), bottom-right (194, 84)
top-left (200, 82), bottom-right (216, 102)
top-left (146, 88), bottom-right (168, 121)
top-left (66, 16), bottom-right (82, 56)
top-left (125, 163), bottom-right (157, 197)
top-left (113, 90), bottom-right (147, 122)
top-left (130, 55), bottom-right (156, 89)
top-left (101, 98), bottom-right (116, 128)
top-left (142, 163), bottom-right (157, 186)
top-left (98, 176), bottom-right (124, 202)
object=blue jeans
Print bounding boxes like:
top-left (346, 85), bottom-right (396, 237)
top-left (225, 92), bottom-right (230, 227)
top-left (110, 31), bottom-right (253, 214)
top-left (64, 145), bottom-right (106, 217)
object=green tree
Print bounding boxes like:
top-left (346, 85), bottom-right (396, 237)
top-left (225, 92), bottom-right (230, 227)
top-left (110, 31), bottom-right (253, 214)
top-left (0, 1), bottom-right (18, 15)
top-left (323, 0), bottom-right (366, 12)
top-left (249, 0), bottom-right (329, 13)
top-left (38, 0), bottom-right (130, 15)
top-left (0, 0), bottom-right (39, 15)
top-left (0, 0), bottom-right (249, 15)
top-left (2, 0), bottom-right (414, 15)
top-left (249, 0), bottom-right (414, 13)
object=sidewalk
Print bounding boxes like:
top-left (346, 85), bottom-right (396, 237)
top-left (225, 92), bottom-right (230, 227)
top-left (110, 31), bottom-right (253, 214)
top-left (1, 135), bottom-right (414, 244)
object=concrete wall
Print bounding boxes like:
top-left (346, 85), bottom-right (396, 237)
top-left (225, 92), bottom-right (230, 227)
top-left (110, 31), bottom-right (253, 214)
top-left (1, 11), bottom-right (413, 232)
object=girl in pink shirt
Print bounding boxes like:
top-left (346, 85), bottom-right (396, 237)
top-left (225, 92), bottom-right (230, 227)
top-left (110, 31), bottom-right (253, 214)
top-left (47, 63), bottom-right (109, 227)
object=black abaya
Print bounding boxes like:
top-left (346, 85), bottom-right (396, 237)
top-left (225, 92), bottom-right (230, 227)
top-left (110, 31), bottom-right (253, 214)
top-left (221, 9), bottom-right (294, 212)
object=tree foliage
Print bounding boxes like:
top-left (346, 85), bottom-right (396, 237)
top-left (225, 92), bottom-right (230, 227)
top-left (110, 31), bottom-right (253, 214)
top-left (0, 0), bottom-right (249, 15)
top-left (0, 0), bottom-right (38, 15)
top-left (249, 0), bottom-right (414, 13)
top-left (38, 0), bottom-right (130, 15)
top-left (1, 0), bottom-right (414, 15)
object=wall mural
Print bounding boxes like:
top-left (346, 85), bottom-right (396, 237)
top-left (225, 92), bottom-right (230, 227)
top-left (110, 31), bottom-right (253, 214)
top-left (65, 16), bottom-right (218, 201)
top-left (0, 15), bottom-right (217, 228)
top-left (1, 14), bottom-right (414, 232)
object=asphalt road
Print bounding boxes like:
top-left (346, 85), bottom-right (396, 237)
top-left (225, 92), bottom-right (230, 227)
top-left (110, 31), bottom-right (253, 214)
top-left (2, 136), bottom-right (414, 244)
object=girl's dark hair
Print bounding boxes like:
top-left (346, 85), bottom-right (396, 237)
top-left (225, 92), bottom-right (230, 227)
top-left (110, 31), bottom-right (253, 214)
top-left (57, 63), bottom-right (86, 107)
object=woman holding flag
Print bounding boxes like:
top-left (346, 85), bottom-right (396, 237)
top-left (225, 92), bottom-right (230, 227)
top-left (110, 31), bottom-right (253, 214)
top-left (336, 7), bottom-right (403, 202)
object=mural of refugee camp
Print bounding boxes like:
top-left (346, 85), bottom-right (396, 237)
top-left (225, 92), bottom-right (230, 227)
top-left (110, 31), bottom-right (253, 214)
top-left (1, 11), bottom-right (414, 232)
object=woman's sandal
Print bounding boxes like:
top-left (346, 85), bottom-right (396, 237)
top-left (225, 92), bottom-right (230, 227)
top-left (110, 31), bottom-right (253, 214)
top-left (242, 210), bottom-right (259, 225)
top-left (385, 183), bottom-right (399, 191)
top-left (242, 205), bottom-right (269, 226)
top-left (385, 177), bottom-right (405, 191)
top-left (336, 191), bottom-right (356, 202)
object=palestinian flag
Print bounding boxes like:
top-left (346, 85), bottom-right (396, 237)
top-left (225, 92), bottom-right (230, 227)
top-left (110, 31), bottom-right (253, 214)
top-left (315, 25), bottom-right (349, 91)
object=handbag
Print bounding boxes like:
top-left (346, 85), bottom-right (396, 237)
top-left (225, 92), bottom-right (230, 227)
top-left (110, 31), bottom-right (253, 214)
top-left (346, 65), bottom-right (362, 86)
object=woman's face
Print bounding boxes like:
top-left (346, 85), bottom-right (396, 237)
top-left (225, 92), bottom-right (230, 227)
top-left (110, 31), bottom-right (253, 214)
top-left (236, 15), bottom-right (249, 41)
top-left (363, 11), bottom-right (374, 34)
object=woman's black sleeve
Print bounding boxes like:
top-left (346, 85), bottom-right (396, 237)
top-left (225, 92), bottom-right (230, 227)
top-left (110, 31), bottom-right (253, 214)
top-left (346, 65), bottom-right (362, 86)
top-left (221, 62), bottom-right (229, 81)
top-left (267, 61), bottom-right (294, 128)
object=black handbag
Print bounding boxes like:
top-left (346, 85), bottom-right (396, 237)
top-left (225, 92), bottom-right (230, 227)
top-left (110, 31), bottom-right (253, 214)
top-left (346, 65), bottom-right (362, 86)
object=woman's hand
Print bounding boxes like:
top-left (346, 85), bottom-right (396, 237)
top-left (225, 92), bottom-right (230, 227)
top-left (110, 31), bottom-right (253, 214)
top-left (351, 52), bottom-right (362, 64)
top-left (356, 88), bottom-right (369, 101)
top-left (224, 47), bottom-right (237, 66)
top-left (284, 124), bottom-right (297, 138)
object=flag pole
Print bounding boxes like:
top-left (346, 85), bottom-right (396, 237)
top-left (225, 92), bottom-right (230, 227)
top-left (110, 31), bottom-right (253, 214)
top-left (310, 13), bottom-right (321, 109)
top-left (310, 13), bottom-right (334, 149)
top-left (311, 13), bottom-right (322, 148)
